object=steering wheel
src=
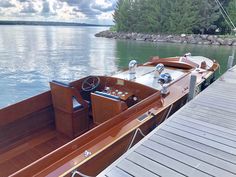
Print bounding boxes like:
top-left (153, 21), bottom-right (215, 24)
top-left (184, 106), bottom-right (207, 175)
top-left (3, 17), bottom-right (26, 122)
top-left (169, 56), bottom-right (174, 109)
top-left (82, 76), bottom-right (100, 92)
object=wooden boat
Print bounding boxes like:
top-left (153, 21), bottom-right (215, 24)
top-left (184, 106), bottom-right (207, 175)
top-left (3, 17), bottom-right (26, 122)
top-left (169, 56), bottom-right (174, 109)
top-left (0, 54), bottom-right (219, 177)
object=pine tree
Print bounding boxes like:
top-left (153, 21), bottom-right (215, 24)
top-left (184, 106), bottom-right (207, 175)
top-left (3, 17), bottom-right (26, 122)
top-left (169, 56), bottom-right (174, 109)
top-left (192, 0), bottom-right (220, 34)
top-left (113, 0), bottom-right (132, 31)
top-left (162, 0), bottom-right (199, 34)
top-left (112, 0), bottom-right (234, 34)
top-left (227, 0), bottom-right (236, 32)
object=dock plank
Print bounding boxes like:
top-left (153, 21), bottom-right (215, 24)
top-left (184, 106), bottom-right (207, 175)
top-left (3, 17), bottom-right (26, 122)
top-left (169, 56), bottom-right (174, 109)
top-left (171, 117), bottom-right (236, 141)
top-left (135, 145), bottom-right (211, 177)
top-left (162, 125), bottom-right (236, 155)
top-left (166, 121), bottom-right (236, 148)
top-left (157, 129), bottom-right (236, 164)
top-left (126, 151), bottom-right (185, 177)
top-left (143, 139), bottom-right (236, 177)
top-left (106, 167), bottom-right (133, 177)
top-left (98, 66), bottom-right (236, 177)
top-left (116, 158), bottom-right (159, 177)
top-left (149, 134), bottom-right (236, 174)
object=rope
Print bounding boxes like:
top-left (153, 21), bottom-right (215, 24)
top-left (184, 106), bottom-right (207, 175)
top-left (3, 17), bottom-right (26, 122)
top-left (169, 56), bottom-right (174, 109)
top-left (218, 64), bottom-right (222, 75)
top-left (164, 104), bottom-right (174, 120)
top-left (127, 128), bottom-right (146, 151)
top-left (216, 0), bottom-right (236, 29)
top-left (71, 170), bottom-right (94, 177)
top-left (219, 8), bottom-right (233, 30)
top-left (214, 0), bottom-right (236, 30)
top-left (128, 104), bottom-right (174, 150)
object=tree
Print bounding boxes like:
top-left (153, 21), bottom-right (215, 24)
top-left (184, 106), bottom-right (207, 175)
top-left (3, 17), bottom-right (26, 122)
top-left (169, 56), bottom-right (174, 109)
top-left (162, 0), bottom-right (199, 34)
top-left (192, 0), bottom-right (220, 34)
top-left (113, 0), bottom-right (132, 31)
top-left (112, 0), bottom-right (234, 34)
top-left (227, 0), bottom-right (236, 33)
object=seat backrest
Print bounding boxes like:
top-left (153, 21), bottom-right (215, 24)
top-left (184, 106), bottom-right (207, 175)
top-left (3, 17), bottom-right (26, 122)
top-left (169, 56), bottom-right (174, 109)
top-left (91, 92), bottom-right (127, 125)
top-left (94, 91), bottom-right (120, 100)
top-left (50, 81), bottom-right (86, 113)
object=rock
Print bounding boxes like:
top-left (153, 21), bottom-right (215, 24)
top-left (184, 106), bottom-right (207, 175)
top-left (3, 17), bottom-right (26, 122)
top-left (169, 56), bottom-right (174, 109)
top-left (206, 35), bottom-right (215, 41)
top-left (156, 39), bottom-right (167, 42)
top-left (202, 41), bottom-right (211, 45)
top-left (189, 40), bottom-right (198, 44)
top-left (222, 39), bottom-right (233, 45)
top-left (186, 35), bottom-right (197, 44)
top-left (201, 35), bottom-right (208, 40)
top-left (195, 37), bottom-right (203, 43)
top-left (136, 38), bottom-right (145, 41)
top-left (94, 30), bottom-right (235, 46)
top-left (212, 41), bottom-right (220, 45)
top-left (170, 40), bottom-right (182, 43)
top-left (232, 41), bottom-right (236, 46)
top-left (216, 38), bottom-right (225, 45)
top-left (187, 35), bottom-right (194, 40)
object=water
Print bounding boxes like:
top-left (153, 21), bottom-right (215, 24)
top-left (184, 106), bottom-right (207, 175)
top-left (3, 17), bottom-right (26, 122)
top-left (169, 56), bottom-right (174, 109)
top-left (0, 25), bottom-right (235, 108)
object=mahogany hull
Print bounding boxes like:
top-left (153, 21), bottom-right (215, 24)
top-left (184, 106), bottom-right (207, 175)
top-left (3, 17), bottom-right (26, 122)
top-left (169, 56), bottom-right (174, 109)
top-left (0, 56), bottom-right (219, 177)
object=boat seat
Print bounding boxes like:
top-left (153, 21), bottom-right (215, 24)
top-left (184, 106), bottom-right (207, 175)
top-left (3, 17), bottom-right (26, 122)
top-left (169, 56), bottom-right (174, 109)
top-left (91, 92), bottom-right (127, 125)
top-left (94, 91), bottom-right (120, 100)
top-left (50, 80), bottom-right (89, 138)
top-left (72, 96), bottom-right (83, 110)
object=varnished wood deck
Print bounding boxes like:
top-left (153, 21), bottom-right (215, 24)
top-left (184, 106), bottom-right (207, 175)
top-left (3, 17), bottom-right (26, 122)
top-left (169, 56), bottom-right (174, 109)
top-left (0, 127), bottom-right (70, 177)
top-left (98, 66), bottom-right (236, 177)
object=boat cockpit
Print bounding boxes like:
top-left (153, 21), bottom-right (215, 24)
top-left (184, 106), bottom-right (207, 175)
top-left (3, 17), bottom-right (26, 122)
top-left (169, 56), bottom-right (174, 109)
top-left (49, 55), bottom-right (218, 138)
top-left (50, 75), bottom-right (158, 138)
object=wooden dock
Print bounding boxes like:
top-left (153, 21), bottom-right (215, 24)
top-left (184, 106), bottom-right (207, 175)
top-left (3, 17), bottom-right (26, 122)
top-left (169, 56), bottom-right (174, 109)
top-left (98, 66), bottom-right (236, 177)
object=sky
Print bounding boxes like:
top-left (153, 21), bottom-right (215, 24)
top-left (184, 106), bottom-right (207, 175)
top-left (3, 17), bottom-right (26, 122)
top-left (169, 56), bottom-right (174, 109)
top-left (0, 0), bottom-right (117, 25)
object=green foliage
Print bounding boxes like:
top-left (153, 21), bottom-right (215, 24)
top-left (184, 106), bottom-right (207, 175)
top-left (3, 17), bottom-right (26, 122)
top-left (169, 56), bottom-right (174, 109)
top-left (227, 0), bottom-right (236, 32)
top-left (113, 0), bottom-right (236, 34)
top-left (109, 25), bottom-right (117, 32)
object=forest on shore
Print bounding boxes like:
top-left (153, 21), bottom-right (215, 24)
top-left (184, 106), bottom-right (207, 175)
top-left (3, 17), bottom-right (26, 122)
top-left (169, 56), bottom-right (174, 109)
top-left (113, 0), bottom-right (236, 35)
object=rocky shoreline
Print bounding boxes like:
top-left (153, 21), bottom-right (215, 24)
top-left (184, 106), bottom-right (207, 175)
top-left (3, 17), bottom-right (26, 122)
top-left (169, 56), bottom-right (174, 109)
top-left (95, 30), bottom-right (236, 46)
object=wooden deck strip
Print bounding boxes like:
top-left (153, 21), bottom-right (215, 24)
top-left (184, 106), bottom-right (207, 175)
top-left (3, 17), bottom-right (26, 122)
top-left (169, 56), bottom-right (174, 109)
top-left (116, 158), bottom-right (159, 177)
top-left (174, 116), bottom-right (236, 136)
top-left (126, 152), bottom-right (185, 177)
top-left (143, 139), bottom-right (236, 177)
top-left (171, 117), bottom-right (236, 141)
top-left (166, 121), bottom-right (236, 147)
top-left (182, 106), bottom-right (236, 121)
top-left (106, 167), bottom-right (133, 177)
top-left (157, 129), bottom-right (236, 164)
top-left (0, 128), bottom-right (70, 177)
top-left (149, 134), bottom-right (236, 174)
top-left (98, 66), bottom-right (236, 177)
top-left (135, 146), bottom-right (211, 177)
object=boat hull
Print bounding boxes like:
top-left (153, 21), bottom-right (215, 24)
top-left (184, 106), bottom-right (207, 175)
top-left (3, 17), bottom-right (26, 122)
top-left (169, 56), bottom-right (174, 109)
top-left (0, 56), bottom-right (219, 177)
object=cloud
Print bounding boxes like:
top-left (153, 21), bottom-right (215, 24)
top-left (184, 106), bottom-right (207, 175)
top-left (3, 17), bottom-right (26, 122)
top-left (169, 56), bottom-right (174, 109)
top-left (61, 0), bottom-right (116, 17)
top-left (0, 0), bottom-right (15, 8)
top-left (91, 0), bottom-right (115, 12)
top-left (20, 1), bottom-right (39, 13)
top-left (0, 0), bottom-right (117, 24)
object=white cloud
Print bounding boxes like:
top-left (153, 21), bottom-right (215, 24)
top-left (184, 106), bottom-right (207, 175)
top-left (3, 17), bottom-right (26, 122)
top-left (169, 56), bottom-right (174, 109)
top-left (55, 2), bottom-right (87, 21)
top-left (0, 0), bottom-right (117, 24)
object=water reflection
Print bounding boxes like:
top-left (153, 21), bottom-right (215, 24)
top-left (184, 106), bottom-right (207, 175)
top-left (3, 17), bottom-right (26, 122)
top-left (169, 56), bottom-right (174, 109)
top-left (115, 40), bottom-right (236, 73)
top-left (0, 26), bottom-right (117, 108)
top-left (0, 25), bottom-right (235, 108)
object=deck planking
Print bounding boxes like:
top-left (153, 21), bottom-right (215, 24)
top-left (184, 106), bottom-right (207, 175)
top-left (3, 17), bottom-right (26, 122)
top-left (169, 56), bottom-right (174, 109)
top-left (0, 127), bottom-right (70, 177)
top-left (98, 66), bottom-right (236, 177)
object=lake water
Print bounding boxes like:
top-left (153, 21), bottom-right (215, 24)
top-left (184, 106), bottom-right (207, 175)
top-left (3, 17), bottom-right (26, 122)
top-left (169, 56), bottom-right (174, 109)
top-left (0, 25), bottom-right (235, 108)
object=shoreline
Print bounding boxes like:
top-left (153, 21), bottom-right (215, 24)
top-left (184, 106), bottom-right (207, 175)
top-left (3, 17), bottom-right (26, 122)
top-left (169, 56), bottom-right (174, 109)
top-left (0, 20), bottom-right (111, 27)
top-left (95, 30), bottom-right (236, 46)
